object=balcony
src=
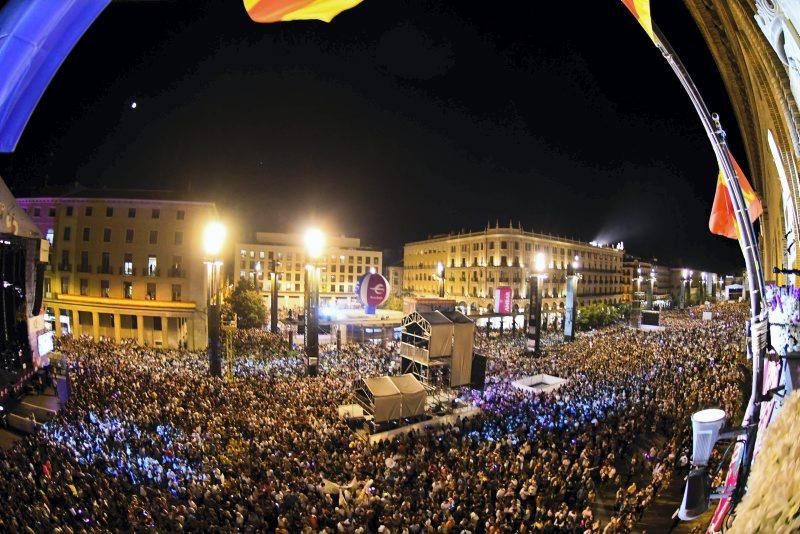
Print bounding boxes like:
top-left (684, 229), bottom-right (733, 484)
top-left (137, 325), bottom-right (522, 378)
top-left (97, 265), bottom-right (113, 275)
top-left (143, 267), bottom-right (161, 277)
top-left (76, 264), bottom-right (92, 274)
top-left (57, 263), bottom-right (72, 272)
top-left (119, 266), bottom-right (135, 276)
top-left (168, 267), bottom-right (186, 278)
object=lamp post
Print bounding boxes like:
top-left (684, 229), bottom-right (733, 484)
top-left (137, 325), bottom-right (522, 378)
top-left (680, 268), bottom-right (689, 309)
top-left (564, 255), bottom-right (580, 342)
top-left (252, 260), bottom-right (261, 289)
top-left (436, 261), bottom-right (445, 298)
top-left (269, 257), bottom-right (280, 334)
top-left (303, 228), bottom-right (324, 375)
top-left (203, 221), bottom-right (226, 377)
top-left (526, 252), bottom-right (547, 355)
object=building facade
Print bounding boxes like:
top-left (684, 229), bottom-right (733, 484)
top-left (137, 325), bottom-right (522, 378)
top-left (684, 0), bottom-right (800, 283)
top-left (403, 226), bottom-right (625, 318)
top-left (18, 190), bottom-right (217, 349)
top-left (385, 266), bottom-right (404, 296)
top-left (237, 232), bottom-right (382, 310)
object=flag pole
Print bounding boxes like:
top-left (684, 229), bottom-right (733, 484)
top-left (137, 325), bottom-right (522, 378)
top-left (649, 22), bottom-right (767, 526)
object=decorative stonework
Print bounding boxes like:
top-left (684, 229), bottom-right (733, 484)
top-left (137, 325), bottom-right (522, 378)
top-left (756, 0), bottom-right (800, 144)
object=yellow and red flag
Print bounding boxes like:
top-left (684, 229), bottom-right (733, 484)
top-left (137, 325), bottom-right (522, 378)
top-left (244, 0), bottom-right (363, 23)
top-left (709, 151), bottom-right (763, 240)
top-left (620, 0), bottom-right (656, 43)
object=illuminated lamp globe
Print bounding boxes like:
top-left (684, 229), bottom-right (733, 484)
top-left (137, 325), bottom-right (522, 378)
top-left (304, 228), bottom-right (325, 259)
top-left (534, 252), bottom-right (546, 273)
top-left (203, 221), bottom-right (226, 257)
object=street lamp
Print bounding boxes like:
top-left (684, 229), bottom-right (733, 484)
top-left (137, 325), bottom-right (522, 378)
top-left (203, 221), bottom-right (226, 377)
top-left (253, 260), bottom-right (262, 289)
top-left (680, 268), bottom-right (690, 309)
top-left (268, 254), bottom-right (282, 334)
top-left (564, 255), bottom-right (580, 341)
top-left (303, 227), bottom-right (325, 375)
top-left (526, 252), bottom-right (547, 354)
top-left (436, 261), bottom-right (445, 298)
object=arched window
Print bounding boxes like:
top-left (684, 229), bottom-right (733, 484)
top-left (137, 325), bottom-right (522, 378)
top-left (768, 129), bottom-right (798, 279)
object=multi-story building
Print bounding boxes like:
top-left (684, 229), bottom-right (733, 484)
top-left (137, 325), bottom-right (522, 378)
top-left (621, 257), bottom-right (655, 303)
top-left (236, 232), bottom-right (382, 310)
top-left (668, 267), bottom-right (721, 305)
top-left (18, 188), bottom-right (217, 349)
top-left (385, 265), bottom-right (404, 296)
top-left (403, 225), bottom-right (625, 319)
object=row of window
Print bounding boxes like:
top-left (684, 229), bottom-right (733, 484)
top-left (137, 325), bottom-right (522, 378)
top-left (239, 249), bottom-right (380, 266)
top-left (59, 227), bottom-right (184, 246)
top-left (50, 277), bottom-right (182, 301)
top-left (425, 242), bottom-right (620, 261)
top-left (239, 260), bottom-right (375, 276)
top-left (56, 251), bottom-right (183, 276)
top-left (30, 206), bottom-right (185, 220)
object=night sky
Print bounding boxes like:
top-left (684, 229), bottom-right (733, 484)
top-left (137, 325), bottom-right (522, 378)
top-left (0, 0), bottom-right (746, 272)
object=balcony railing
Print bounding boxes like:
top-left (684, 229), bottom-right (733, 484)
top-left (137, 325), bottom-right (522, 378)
top-left (97, 265), bottom-right (113, 275)
top-left (143, 267), bottom-right (161, 277)
top-left (57, 263), bottom-right (72, 272)
top-left (168, 267), bottom-right (186, 278)
top-left (119, 266), bottom-right (135, 276)
top-left (76, 264), bottom-right (92, 273)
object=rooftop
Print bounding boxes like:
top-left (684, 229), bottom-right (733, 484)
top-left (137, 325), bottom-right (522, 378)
top-left (406, 225), bottom-right (625, 252)
top-left (18, 183), bottom-right (214, 205)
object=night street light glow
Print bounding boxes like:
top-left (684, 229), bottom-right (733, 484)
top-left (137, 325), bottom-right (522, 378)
top-left (304, 228), bottom-right (325, 259)
top-left (535, 252), bottom-right (546, 273)
top-left (203, 221), bottom-right (226, 256)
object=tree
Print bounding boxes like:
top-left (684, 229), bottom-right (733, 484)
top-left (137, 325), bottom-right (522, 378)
top-left (575, 303), bottom-right (626, 331)
top-left (227, 280), bottom-right (266, 329)
top-left (381, 294), bottom-right (403, 311)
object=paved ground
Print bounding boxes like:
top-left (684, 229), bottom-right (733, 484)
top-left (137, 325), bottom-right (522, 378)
top-left (0, 428), bottom-right (21, 450)
top-left (0, 375), bottom-right (67, 450)
top-left (591, 431), bottom-right (713, 533)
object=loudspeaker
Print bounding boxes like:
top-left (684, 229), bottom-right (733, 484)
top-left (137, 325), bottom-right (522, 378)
top-left (470, 352), bottom-right (487, 391)
top-left (691, 408), bottom-right (726, 466)
top-left (678, 467), bottom-right (710, 521)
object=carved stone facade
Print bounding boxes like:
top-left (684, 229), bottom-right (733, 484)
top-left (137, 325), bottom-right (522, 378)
top-left (684, 0), bottom-right (800, 280)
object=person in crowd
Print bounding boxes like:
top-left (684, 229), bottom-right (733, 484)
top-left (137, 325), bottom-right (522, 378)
top-left (0, 303), bottom-right (747, 532)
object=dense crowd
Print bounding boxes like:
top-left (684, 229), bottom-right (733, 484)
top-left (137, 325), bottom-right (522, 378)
top-left (0, 303), bottom-right (749, 532)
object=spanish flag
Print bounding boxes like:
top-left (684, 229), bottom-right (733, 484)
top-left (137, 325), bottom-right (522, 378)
top-left (709, 151), bottom-right (763, 240)
top-left (621, 0), bottom-right (656, 43)
top-left (244, 0), bottom-right (363, 23)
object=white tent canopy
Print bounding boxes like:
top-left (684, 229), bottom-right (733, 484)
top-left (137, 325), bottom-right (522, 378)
top-left (361, 376), bottom-right (402, 422)
top-left (356, 374), bottom-right (428, 423)
top-left (390, 374), bottom-right (426, 419)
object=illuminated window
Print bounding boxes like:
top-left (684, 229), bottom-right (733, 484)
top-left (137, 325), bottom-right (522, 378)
top-left (768, 129), bottom-right (798, 276)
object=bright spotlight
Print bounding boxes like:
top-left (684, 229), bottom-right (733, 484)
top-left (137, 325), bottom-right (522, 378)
top-left (534, 252), bottom-right (546, 273)
top-left (203, 221), bottom-right (226, 256)
top-left (304, 228), bottom-right (325, 259)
